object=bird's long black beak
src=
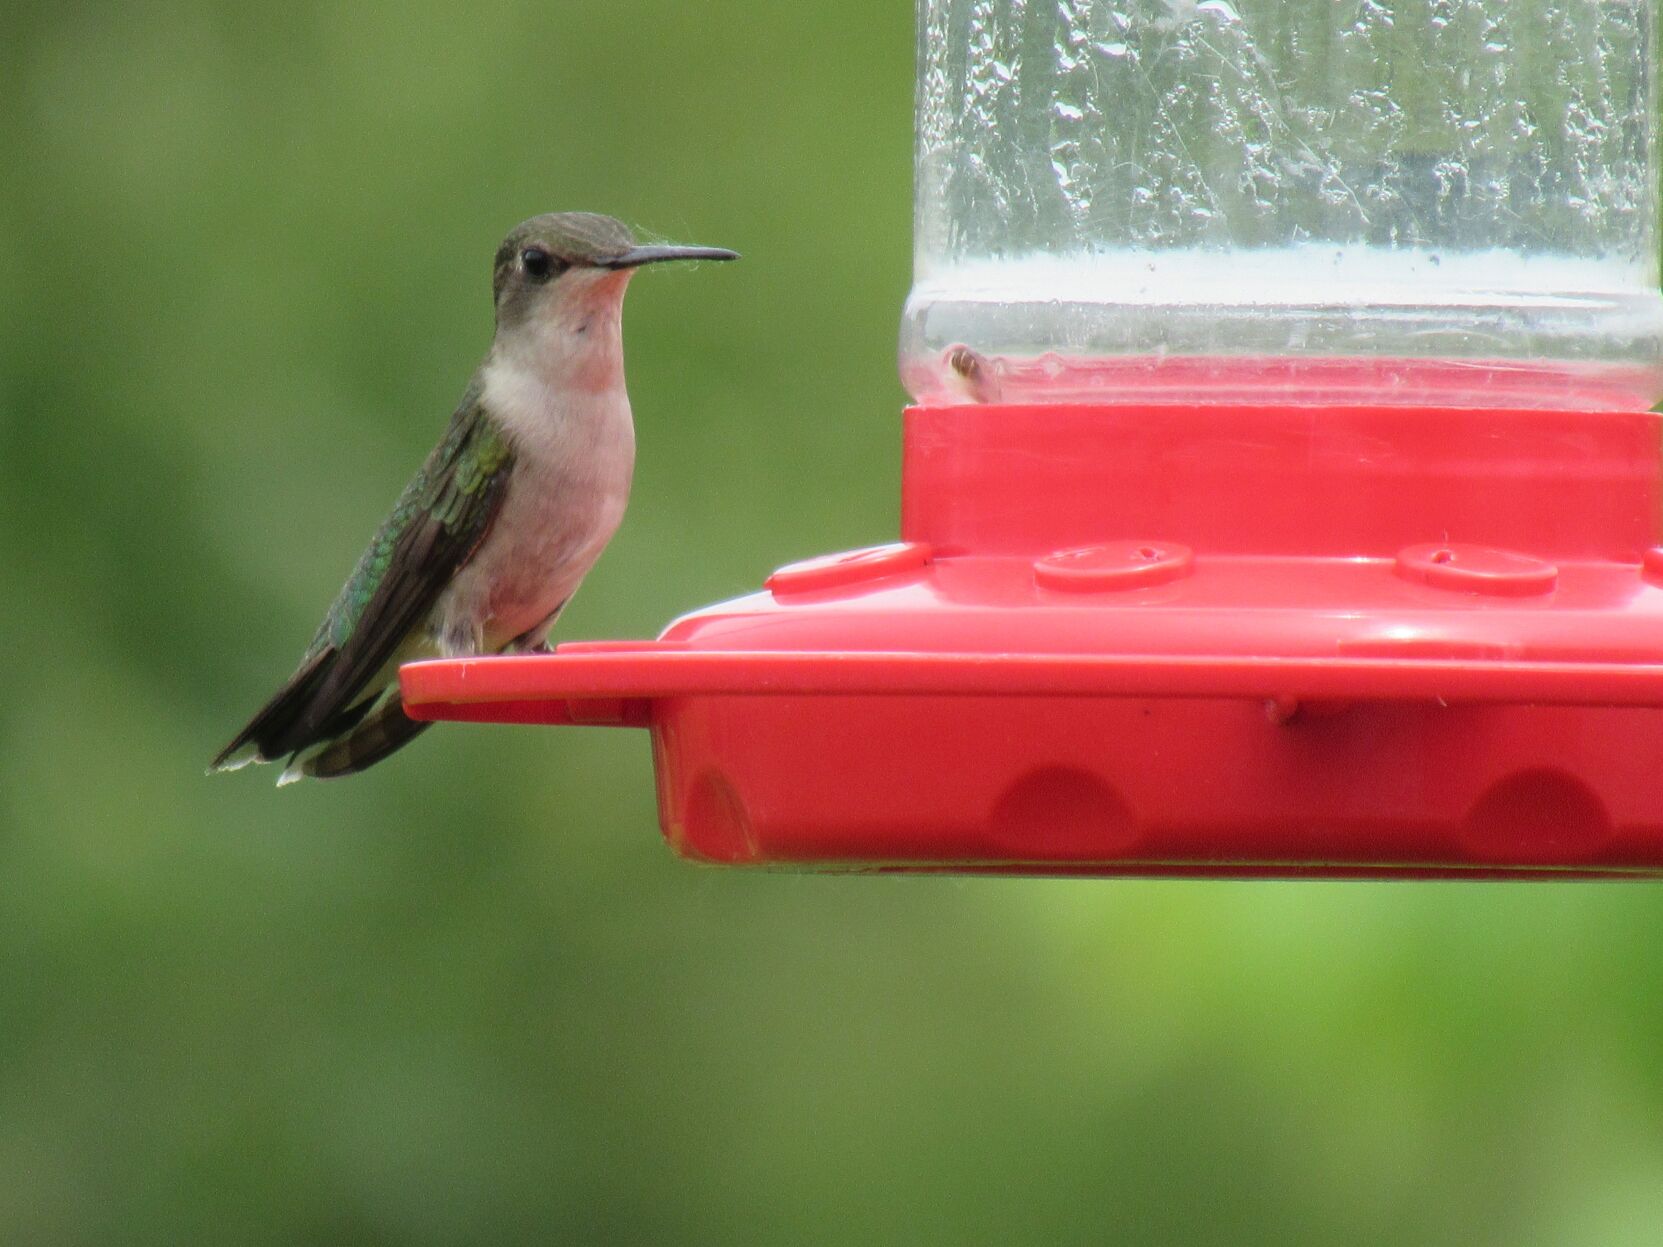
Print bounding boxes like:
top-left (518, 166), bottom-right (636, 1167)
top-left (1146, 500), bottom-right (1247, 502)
top-left (606, 244), bottom-right (740, 269)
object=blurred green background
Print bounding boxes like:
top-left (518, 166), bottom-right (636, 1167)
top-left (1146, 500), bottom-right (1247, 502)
top-left (4, 2), bottom-right (1663, 1243)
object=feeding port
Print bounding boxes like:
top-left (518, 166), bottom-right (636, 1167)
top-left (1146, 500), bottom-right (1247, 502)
top-left (405, 0), bottom-right (1663, 878)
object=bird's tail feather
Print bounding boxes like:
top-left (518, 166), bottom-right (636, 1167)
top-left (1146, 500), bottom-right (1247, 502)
top-left (208, 649), bottom-right (335, 773)
top-left (281, 690), bottom-right (431, 783)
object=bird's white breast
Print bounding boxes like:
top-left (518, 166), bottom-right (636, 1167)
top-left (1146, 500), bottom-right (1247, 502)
top-left (436, 307), bottom-right (636, 654)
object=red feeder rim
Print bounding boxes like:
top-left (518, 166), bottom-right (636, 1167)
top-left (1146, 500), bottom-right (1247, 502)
top-left (405, 391), bottom-right (1663, 879)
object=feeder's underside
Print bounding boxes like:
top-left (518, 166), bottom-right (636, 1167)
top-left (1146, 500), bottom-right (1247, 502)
top-left (406, 673), bottom-right (1663, 879)
top-left (403, 626), bottom-right (1663, 880)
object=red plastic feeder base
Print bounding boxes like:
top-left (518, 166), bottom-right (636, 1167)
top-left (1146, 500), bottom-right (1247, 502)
top-left (403, 399), bottom-right (1663, 879)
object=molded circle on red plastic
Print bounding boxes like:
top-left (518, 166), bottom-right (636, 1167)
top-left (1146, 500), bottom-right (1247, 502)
top-left (1394, 543), bottom-right (1558, 597)
top-left (1643, 547), bottom-right (1663, 582)
top-left (766, 542), bottom-right (933, 596)
top-left (1034, 541), bottom-right (1195, 592)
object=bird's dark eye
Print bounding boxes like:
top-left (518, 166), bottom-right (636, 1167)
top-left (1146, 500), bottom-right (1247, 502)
top-left (520, 247), bottom-right (556, 281)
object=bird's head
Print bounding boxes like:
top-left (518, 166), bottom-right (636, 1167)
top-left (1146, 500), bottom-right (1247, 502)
top-left (490, 212), bottom-right (737, 346)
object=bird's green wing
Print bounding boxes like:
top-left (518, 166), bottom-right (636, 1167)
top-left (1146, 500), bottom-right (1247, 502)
top-left (211, 384), bottom-right (514, 769)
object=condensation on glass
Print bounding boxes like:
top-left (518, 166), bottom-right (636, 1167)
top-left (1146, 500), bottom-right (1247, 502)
top-left (902, 0), bottom-right (1663, 407)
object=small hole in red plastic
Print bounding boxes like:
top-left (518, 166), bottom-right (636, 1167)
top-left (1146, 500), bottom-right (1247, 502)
top-left (1136, 547), bottom-right (1159, 560)
top-left (1430, 549), bottom-right (1454, 565)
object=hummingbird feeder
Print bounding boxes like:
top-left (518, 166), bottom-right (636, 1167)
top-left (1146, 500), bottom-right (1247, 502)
top-left (405, 0), bottom-right (1663, 878)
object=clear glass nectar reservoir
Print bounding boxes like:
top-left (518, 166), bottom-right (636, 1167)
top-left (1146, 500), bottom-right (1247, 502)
top-left (901, 0), bottom-right (1663, 407)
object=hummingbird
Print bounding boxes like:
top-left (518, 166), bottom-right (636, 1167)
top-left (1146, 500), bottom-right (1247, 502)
top-left (210, 212), bottom-right (737, 784)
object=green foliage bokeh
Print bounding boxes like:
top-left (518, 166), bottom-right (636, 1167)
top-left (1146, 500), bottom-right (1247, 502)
top-left (2, 2), bottom-right (1663, 1243)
